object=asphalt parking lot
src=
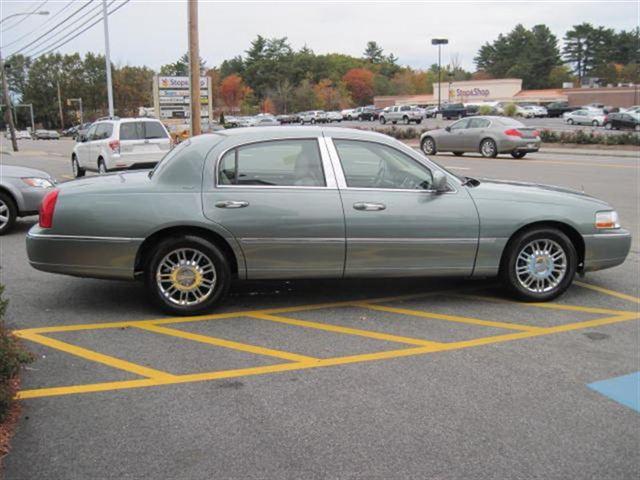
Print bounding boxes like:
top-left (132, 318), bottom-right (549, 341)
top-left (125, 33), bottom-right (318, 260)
top-left (1, 137), bottom-right (638, 479)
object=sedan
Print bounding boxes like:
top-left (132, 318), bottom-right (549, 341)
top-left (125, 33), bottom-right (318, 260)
top-left (604, 112), bottom-right (640, 131)
top-left (0, 165), bottom-right (56, 235)
top-left (26, 127), bottom-right (630, 315)
top-left (563, 109), bottom-right (606, 126)
top-left (420, 116), bottom-right (541, 159)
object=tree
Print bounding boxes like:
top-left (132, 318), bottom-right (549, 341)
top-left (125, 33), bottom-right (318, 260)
top-left (220, 74), bottom-right (247, 111)
top-left (2, 54), bottom-right (31, 101)
top-left (159, 52), bottom-right (206, 76)
top-left (547, 65), bottom-right (575, 87)
top-left (364, 41), bottom-right (384, 63)
top-left (260, 97), bottom-right (275, 113)
top-left (563, 23), bottom-right (617, 83)
top-left (113, 65), bottom-right (154, 116)
top-left (291, 79), bottom-right (320, 112)
top-left (342, 68), bottom-right (375, 105)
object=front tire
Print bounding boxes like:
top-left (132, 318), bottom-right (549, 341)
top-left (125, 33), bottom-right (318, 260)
top-left (453, 151), bottom-right (464, 156)
top-left (501, 228), bottom-right (577, 302)
top-left (145, 235), bottom-right (231, 315)
top-left (72, 155), bottom-right (86, 178)
top-left (567, 118), bottom-right (574, 125)
top-left (592, 120), bottom-right (599, 127)
top-left (421, 137), bottom-right (437, 155)
top-left (0, 192), bottom-right (17, 235)
top-left (403, 116), bottom-right (410, 125)
top-left (379, 117), bottom-right (386, 125)
top-left (480, 138), bottom-right (498, 158)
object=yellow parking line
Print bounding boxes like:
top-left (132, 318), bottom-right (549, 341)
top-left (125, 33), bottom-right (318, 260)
top-left (575, 281), bottom-right (640, 304)
top-left (17, 313), bottom-right (638, 400)
top-left (134, 323), bottom-right (319, 363)
top-left (249, 312), bottom-right (443, 347)
top-left (16, 331), bottom-right (176, 380)
top-left (355, 302), bottom-right (543, 332)
top-left (454, 293), bottom-right (635, 316)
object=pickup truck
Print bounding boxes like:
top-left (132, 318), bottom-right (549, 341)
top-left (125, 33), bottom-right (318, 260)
top-left (379, 105), bottom-right (423, 125)
top-left (440, 103), bottom-right (468, 120)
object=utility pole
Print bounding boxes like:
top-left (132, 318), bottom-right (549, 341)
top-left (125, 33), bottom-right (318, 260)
top-left (431, 38), bottom-right (448, 113)
top-left (188, 0), bottom-right (201, 136)
top-left (57, 80), bottom-right (65, 129)
top-left (102, 0), bottom-right (114, 117)
top-left (1, 52), bottom-right (18, 152)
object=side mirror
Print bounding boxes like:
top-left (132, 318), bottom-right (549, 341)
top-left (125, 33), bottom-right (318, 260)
top-left (432, 171), bottom-right (448, 192)
top-left (445, 126), bottom-right (451, 132)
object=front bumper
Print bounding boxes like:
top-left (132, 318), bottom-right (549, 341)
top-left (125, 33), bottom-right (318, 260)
top-left (16, 186), bottom-right (54, 215)
top-left (582, 230), bottom-right (632, 272)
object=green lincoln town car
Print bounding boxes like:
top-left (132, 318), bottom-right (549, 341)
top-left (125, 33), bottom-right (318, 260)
top-left (27, 127), bottom-right (631, 315)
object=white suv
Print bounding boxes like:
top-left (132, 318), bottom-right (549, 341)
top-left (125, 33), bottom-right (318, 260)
top-left (71, 117), bottom-right (171, 177)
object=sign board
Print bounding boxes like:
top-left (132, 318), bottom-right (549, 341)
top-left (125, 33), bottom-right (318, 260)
top-left (153, 75), bottom-right (212, 122)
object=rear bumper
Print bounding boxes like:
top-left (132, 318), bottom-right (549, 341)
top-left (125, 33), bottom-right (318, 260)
top-left (582, 230), bottom-right (632, 272)
top-left (498, 137), bottom-right (541, 153)
top-left (26, 227), bottom-right (142, 280)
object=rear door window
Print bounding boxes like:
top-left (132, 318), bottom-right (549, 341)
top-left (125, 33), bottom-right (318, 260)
top-left (450, 119), bottom-right (470, 130)
top-left (94, 123), bottom-right (113, 140)
top-left (144, 122), bottom-right (168, 139)
top-left (119, 122), bottom-right (145, 140)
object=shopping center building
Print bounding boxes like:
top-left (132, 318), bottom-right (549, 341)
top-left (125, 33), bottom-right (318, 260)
top-left (374, 78), bottom-right (638, 108)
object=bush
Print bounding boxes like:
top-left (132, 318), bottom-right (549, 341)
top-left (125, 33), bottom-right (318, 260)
top-left (478, 105), bottom-right (494, 116)
top-left (0, 283), bottom-right (33, 423)
top-left (503, 103), bottom-right (518, 117)
top-left (539, 128), bottom-right (640, 146)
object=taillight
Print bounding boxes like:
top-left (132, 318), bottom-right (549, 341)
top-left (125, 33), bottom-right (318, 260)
top-left (504, 128), bottom-right (523, 137)
top-left (108, 139), bottom-right (120, 153)
top-left (532, 130), bottom-right (540, 137)
top-left (39, 189), bottom-right (59, 228)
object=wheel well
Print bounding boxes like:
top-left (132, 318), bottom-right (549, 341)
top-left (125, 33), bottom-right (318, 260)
top-left (500, 221), bottom-right (585, 272)
top-left (0, 187), bottom-right (18, 210)
top-left (134, 226), bottom-right (239, 277)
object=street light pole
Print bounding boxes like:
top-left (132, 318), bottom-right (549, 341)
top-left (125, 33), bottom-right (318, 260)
top-left (188, 0), bottom-right (201, 136)
top-left (102, 0), bottom-right (114, 117)
top-left (431, 38), bottom-right (449, 113)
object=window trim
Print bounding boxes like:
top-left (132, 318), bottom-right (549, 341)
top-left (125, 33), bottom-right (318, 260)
top-left (214, 137), bottom-right (337, 189)
top-left (325, 137), bottom-right (457, 194)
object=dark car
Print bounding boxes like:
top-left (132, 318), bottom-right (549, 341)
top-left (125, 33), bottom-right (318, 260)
top-left (276, 114), bottom-right (299, 124)
top-left (354, 105), bottom-right (377, 121)
top-left (440, 103), bottom-right (468, 120)
top-left (604, 112), bottom-right (640, 131)
top-left (546, 102), bottom-right (576, 118)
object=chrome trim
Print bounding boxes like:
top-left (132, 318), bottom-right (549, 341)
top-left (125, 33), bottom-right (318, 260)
top-left (28, 233), bottom-right (143, 242)
top-left (582, 232), bottom-right (630, 238)
top-left (240, 237), bottom-right (488, 245)
top-left (214, 137), bottom-right (335, 189)
top-left (240, 237), bottom-right (344, 244)
top-left (348, 237), bottom-right (478, 244)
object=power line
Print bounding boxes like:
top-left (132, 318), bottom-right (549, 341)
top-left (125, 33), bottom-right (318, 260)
top-left (8, 0), bottom-right (95, 57)
top-left (30, 0), bottom-right (130, 61)
top-left (1, 1), bottom-right (74, 50)
top-left (21, 1), bottom-right (110, 58)
top-left (1, 1), bottom-right (49, 32)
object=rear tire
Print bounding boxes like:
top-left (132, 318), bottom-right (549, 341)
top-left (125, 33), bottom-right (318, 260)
top-left (567, 118), bottom-right (574, 125)
top-left (72, 155), bottom-right (86, 178)
top-left (145, 235), bottom-right (231, 315)
top-left (480, 138), bottom-right (498, 158)
top-left (0, 192), bottom-right (17, 236)
top-left (98, 158), bottom-right (107, 174)
top-left (501, 228), bottom-right (577, 302)
top-left (511, 151), bottom-right (527, 159)
top-left (592, 120), bottom-right (599, 127)
top-left (403, 116), bottom-right (410, 125)
top-left (421, 137), bottom-right (437, 155)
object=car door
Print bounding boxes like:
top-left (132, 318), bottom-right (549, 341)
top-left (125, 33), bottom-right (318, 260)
top-left (463, 118), bottom-right (491, 151)
top-left (326, 137), bottom-right (479, 276)
top-left (439, 118), bottom-right (470, 151)
top-left (76, 124), bottom-right (97, 168)
top-left (202, 137), bottom-right (345, 279)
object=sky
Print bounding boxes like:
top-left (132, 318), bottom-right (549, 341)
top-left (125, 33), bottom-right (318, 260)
top-left (1, 0), bottom-right (638, 71)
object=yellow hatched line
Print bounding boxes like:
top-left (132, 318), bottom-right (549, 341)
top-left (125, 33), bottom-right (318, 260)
top-left (134, 323), bottom-right (319, 363)
top-left (15, 331), bottom-right (176, 380)
top-left (354, 302), bottom-right (543, 332)
top-left (17, 313), bottom-right (639, 400)
top-left (574, 281), bottom-right (640, 305)
top-left (249, 312), bottom-right (442, 347)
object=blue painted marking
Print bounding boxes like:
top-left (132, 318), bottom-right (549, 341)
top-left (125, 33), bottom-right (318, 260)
top-left (588, 372), bottom-right (640, 413)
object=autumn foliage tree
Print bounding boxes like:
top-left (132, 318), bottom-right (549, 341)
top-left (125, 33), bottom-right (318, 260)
top-left (342, 68), bottom-right (375, 105)
top-left (220, 74), bottom-right (248, 111)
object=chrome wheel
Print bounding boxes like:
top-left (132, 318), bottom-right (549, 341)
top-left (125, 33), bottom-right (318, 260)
top-left (481, 139), bottom-right (496, 157)
top-left (0, 199), bottom-right (8, 230)
top-left (156, 248), bottom-right (217, 306)
top-left (515, 239), bottom-right (567, 294)
top-left (422, 138), bottom-right (436, 155)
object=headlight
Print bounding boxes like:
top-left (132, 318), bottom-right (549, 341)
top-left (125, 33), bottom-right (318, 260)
top-left (595, 211), bottom-right (620, 229)
top-left (21, 177), bottom-right (54, 189)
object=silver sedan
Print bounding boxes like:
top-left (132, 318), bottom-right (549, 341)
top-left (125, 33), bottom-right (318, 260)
top-left (420, 116), bottom-right (541, 159)
top-left (0, 165), bottom-right (56, 234)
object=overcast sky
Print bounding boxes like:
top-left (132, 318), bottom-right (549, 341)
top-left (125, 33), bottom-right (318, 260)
top-left (1, 0), bottom-right (638, 71)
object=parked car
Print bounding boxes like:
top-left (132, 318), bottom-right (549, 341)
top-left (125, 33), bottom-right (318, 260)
top-left (563, 109), bottom-right (606, 126)
top-left (325, 111), bottom-right (343, 122)
top-left (71, 117), bottom-right (171, 177)
top-left (545, 102), bottom-right (576, 118)
top-left (248, 116), bottom-right (280, 127)
top-left (32, 129), bottom-right (54, 140)
top-left (48, 130), bottom-right (60, 140)
top-left (352, 106), bottom-right (377, 121)
top-left (440, 103), bottom-right (467, 120)
top-left (604, 112), bottom-right (640, 131)
top-left (521, 105), bottom-right (548, 117)
top-left (341, 108), bottom-right (355, 120)
top-left (514, 105), bottom-right (535, 118)
top-left (26, 126), bottom-right (630, 314)
top-left (423, 106), bottom-right (438, 118)
top-left (14, 130), bottom-right (31, 139)
top-left (276, 114), bottom-right (299, 124)
top-left (0, 165), bottom-right (56, 235)
top-left (299, 111), bottom-right (327, 124)
top-left (378, 105), bottom-right (423, 125)
top-left (420, 116), bottom-right (540, 159)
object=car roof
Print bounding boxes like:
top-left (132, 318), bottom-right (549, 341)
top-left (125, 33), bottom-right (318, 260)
top-left (207, 126), bottom-right (399, 144)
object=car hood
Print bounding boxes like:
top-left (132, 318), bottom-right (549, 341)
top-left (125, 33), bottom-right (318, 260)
top-left (0, 164), bottom-right (52, 179)
top-left (469, 178), bottom-right (611, 208)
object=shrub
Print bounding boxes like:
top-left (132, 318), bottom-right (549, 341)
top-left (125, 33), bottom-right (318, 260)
top-left (0, 283), bottom-right (33, 423)
top-left (478, 105), bottom-right (494, 116)
top-left (503, 103), bottom-right (518, 117)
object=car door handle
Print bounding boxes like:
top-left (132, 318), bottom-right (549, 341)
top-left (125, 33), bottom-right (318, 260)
top-left (215, 200), bottom-right (249, 209)
top-left (353, 202), bottom-right (386, 211)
